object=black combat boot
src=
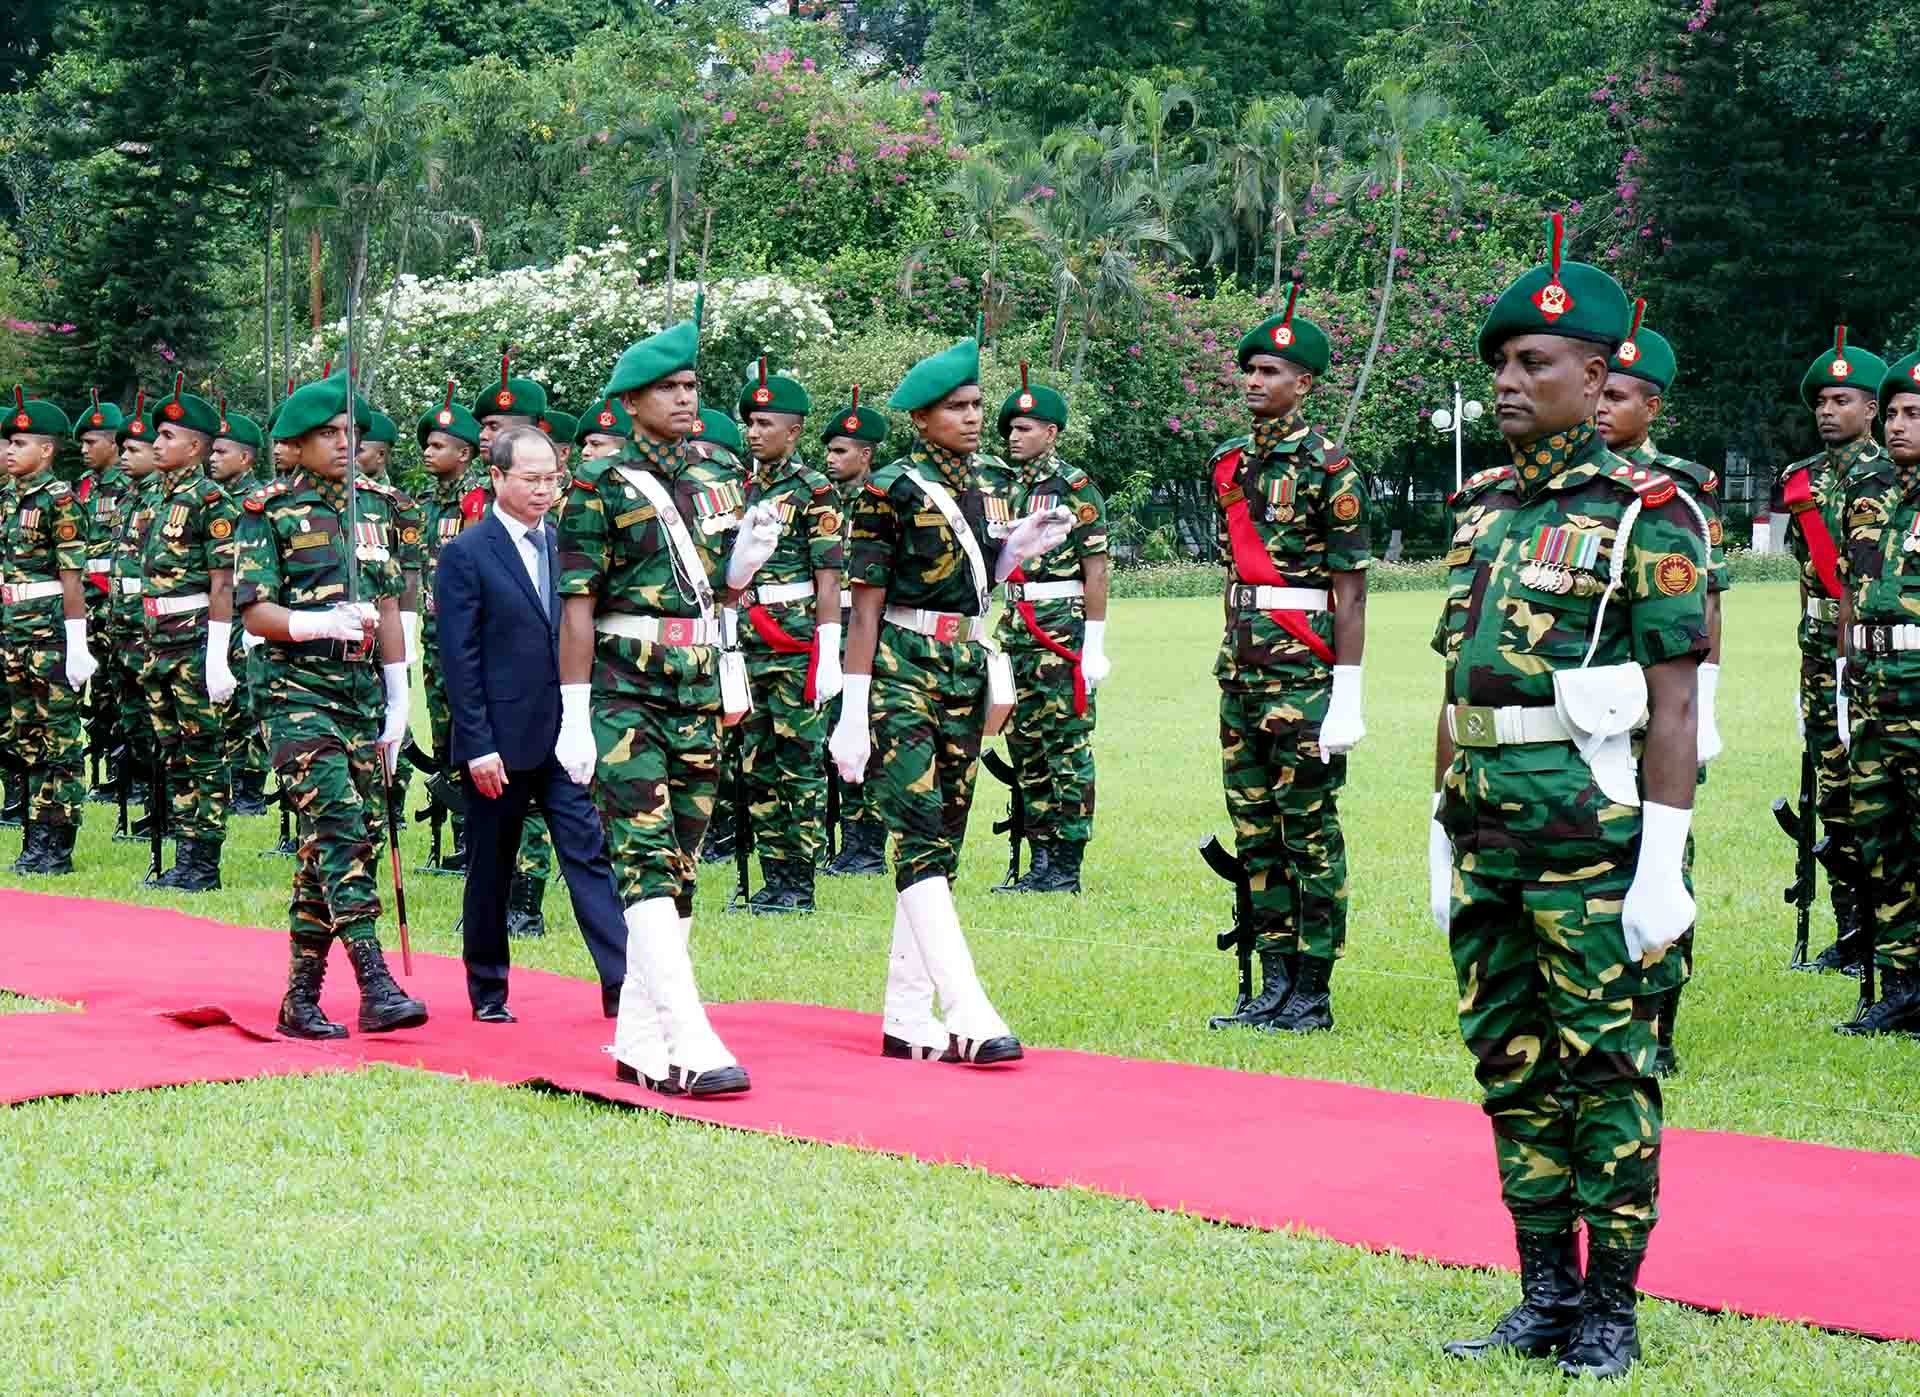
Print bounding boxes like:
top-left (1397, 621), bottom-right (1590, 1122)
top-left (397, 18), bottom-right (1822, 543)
top-left (276, 943), bottom-right (349, 1040)
top-left (12, 822), bottom-right (47, 875)
top-left (1835, 966), bottom-right (1920, 1036)
top-left (1808, 893), bottom-right (1869, 975)
top-left (824, 820), bottom-right (887, 876)
top-left (1557, 1243), bottom-right (1644, 1378)
top-left (992, 841), bottom-right (1050, 893)
top-left (230, 768), bottom-right (270, 818)
top-left (1025, 838), bottom-right (1084, 894)
top-left (35, 823), bottom-right (77, 876)
top-left (0, 775), bottom-right (23, 828)
top-left (505, 873), bottom-right (547, 938)
top-left (1443, 1228), bottom-right (1583, 1360)
top-left (749, 860), bottom-right (816, 915)
top-left (344, 937), bottom-right (428, 1033)
top-left (1208, 947), bottom-right (1296, 1029)
top-left (1263, 954), bottom-right (1334, 1033)
top-left (167, 838), bottom-right (223, 894)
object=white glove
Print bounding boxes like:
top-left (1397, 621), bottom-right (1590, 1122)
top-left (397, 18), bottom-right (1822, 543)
top-left (399, 610), bottom-right (420, 667)
top-left (1621, 800), bottom-right (1696, 961)
top-left (1835, 658), bottom-right (1850, 752)
top-left (1080, 619), bottom-right (1111, 690)
top-left (555, 682), bottom-right (596, 785)
top-left (377, 661), bottom-right (409, 774)
top-left (994, 506), bottom-right (1075, 581)
top-left (242, 629), bottom-right (265, 652)
top-left (828, 672), bottom-right (872, 784)
top-left (725, 501), bottom-right (783, 589)
top-left (812, 622), bottom-right (844, 707)
top-left (205, 620), bottom-right (238, 705)
top-left (287, 603), bottom-right (376, 647)
top-left (1428, 793), bottom-right (1453, 934)
top-left (1696, 662), bottom-right (1722, 766)
top-left (1319, 664), bottom-right (1365, 760)
top-left (63, 619), bottom-right (97, 691)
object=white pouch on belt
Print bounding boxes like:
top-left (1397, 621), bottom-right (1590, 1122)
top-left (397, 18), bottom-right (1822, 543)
top-left (984, 648), bottom-right (1015, 736)
top-left (1551, 663), bottom-right (1647, 807)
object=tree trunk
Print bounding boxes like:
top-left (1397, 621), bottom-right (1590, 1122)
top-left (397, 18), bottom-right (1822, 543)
top-left (1337, 152), bottom-right (1405, 445)
top-left (261, 209), bottom-right (273, 413)
top-left (1070, 312), bottom-right (1091, 393)
top-left (279, 191), bottom-right (292, 403)
top-left (665, 171), bottom-right (679, 322)
top-left (1048, 279), bottom-right (1071, 371)
top-left (1270, 172), bottom-right (1288, 298)
top-left (308, 225), bottom-right (324, 331)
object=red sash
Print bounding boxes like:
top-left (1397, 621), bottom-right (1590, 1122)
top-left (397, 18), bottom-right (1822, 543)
top-left (1006, 566), bottom-right (1087, 717)
top-left (1210, 447), bottom-right (1335, 663)
top-left (1780, 467), bottom-right (1843, 600)
top-left (73, 476), bottom-right (109, 593)
top-left (744, 603), bottom-right (822, 703)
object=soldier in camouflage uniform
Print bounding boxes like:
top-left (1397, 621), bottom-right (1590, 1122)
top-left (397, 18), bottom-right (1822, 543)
top-left (0, 462), bottom-right (14, 830)
top-left (819, 389), bottom-right (889, 877)
top-left (1773, 327), bottom-right (1889, 974)
top-left (993, 367), bottom-right (1111, 896)
top-left (687, 406), bottom-right (751, 869)
top-left (236, 375), bottom-right (426, 1040)
top-left (138, 377), bottom-right (243, 893)
top-left (358, 408), bottom-right (426, 663)
top-left (1831, 339), bottom-right (1920, 1037)
top-left (1205, 286), bottom-right (1371, 1034)
top-left (1429, 219), bottom-right (1708, 1379)
top-left (557, 320), bottom-right (780, 1097)
top-left (829, 335), bottom-right (1071, 1065)
top-left (474, 351), bottom-right (548, 459)
top-left (70, 391), bottom-right (130, 802)
top-left (544, 408), bottom-right (577, 475)
top-left (208, 407), bottom-right (272, 817)
top-left (729, 360), bottom-right (844, 914)
top-left (109, 393), bottom-right (162, 838)
top-left (4, 391), bottom-right (96, 874)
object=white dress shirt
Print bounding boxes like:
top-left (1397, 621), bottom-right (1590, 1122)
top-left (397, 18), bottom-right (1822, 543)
top-left (495, 502), bottom-right (544, 602)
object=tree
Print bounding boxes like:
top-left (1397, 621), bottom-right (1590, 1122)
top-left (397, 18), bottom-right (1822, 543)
top-left (617, 95), bottom-right (708, 322)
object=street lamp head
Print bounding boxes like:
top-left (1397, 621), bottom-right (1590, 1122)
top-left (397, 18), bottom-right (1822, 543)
top-left (1432, 408), bottom-right (1454, 432)
top-left (1462, 399), bottom-right (1485, 422)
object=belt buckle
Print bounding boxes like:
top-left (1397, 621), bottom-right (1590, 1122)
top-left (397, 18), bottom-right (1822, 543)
top-left (1232, 584), bottom-right (1255, 609)
top-left (142, 597), bottom-right (158, 618)
top-left (0, 586), bottom-right (11, 604)
top-left (1452, 704), bottom-right (1497, 749)
top-left (741, 588), bottom-right (758, 608)
top-left (662, 618), bottom-right (694, 646)
top-left (1873, 625), bottom-right (1889, 655)
top-left (933, 613), bottom-right (962, 642)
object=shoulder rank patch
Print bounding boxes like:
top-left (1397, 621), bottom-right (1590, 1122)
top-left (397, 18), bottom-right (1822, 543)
top-left (1704, 470), bottom-right (1719, 494)
top-left (864, 480), bottom-right (888, 497)
top-left (1653, 554), bottom-right (1698, 596)
top-left (203, 487), bottom-right (225, 506)
top-left (1064, 467), bottom-right (1091, 489)
top-left (571, 475), bottom-right (596, 494)
top-left (1609, 463), bottom-right (1676, 508)
top-left (243, 488), bottom-right (273, 513)
top-left (1449, 465), bottom-right (1515, 505)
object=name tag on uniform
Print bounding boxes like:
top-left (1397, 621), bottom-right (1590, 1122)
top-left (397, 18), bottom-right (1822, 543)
top-left (913, 511), bottom-right (946, 528)
top-left (614, 507), bottom-right (655, 529)
top-left (1444, 545), bottom-right (1473, 566)
top-left (289, 533), bottom-right (328, 550)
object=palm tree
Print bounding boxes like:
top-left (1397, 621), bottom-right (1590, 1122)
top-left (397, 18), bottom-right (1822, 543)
top-left (616, 95), bottom-right (707, 322)
top-left (1122, 77), bottom-right (1199, 189)
top-left (1266, 94), bottom-right (1337, 296)
top-left (904, 149), bottom-right (1046, 350)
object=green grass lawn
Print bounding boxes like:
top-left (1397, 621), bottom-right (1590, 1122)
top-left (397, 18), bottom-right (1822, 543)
top-left (3, 582), bottom-right (1916, 1393)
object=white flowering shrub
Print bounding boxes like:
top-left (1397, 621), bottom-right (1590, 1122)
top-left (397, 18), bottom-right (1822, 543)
top-left (232, 231), bottom-right (837, 427)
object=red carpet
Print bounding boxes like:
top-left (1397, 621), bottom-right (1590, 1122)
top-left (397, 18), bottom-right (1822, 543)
top-left (2, 890), bottom-right (1915, 1343)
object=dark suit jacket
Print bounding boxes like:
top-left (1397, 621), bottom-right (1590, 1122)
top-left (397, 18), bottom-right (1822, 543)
top-left (435, 509), bottom-right (562, 772)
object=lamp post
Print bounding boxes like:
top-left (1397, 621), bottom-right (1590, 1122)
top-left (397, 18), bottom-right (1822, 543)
top-left (1430, 381), bottom-right (1484, 492)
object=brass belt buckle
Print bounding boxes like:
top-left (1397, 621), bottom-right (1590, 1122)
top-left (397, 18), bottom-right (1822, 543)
top-left (1452, 704), bottom-right (1497, 748)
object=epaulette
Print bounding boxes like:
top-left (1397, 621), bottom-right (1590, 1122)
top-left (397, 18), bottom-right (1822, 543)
top-left (1607, 462), bottom-right (1677, 508)
top-left (243, 482), bottom-right (286, 514)
top-left (356, 475), bottom-right (396, 499)
top-left (203, 486), bottom-right (226, 507)
top-left (1776, 451), bottom-right (1822, 483)
top-left (389, 486), bottom-right (417, 510)
top-left (867, 459), bottom-right (909, 493)
top-left (1063, 466), bottom-right (1091, 490)
top-left (810, 481), bottom-right (833, 498)
top-left (1208, 435), bottom-right (1252, 465)
top-left (43, 478), bottom-right (72, 500)
top-left (1704, 470), bottom-right (1719, 494)
top-left (1448, 465), bottom-right (1516, 506)
top-left (1317, 437), bottom-right (1352, 473)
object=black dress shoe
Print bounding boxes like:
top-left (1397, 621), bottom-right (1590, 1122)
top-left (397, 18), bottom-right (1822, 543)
top-left (471, 1003), bottom-right (516, 1024)
top-left (942, 1033), bottom-right (1024, 1065)
top-left (882, 1033), bottom-right (945, 1060)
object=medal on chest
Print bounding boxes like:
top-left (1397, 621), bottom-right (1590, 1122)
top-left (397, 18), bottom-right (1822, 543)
top-left (983, 492), bottom-right (1012, 538)
top-left (1265, 475), bottom-right (1296, 524)
top-left (18, 507), bottom-right (39, 534)
top-left (689, 481), bottom-right (743, 534)
top-left (353, 519), bottom-right (390, 561)
top-left (1520, 524), bottom-right (1601, 595)
top-left (164, 503), bottom-right (189, 538)
top-left (1902, 512), bottom-right (1920, 556)
top-left (1028, 491), bottom-right (1059, 517)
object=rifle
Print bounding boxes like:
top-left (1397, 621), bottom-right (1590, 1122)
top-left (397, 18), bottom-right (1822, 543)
top-left (401, 737), bottom-right (464, 872)
top-left (980, 747), bottom-right (1024, 888)
top-left (382, 751), bottom-right (414, 976)
top-left (1200, 835), bottom-right (1256, 1014)
top-left (728, 733), bottom-right (753, 909)
top-left (1774, 744), bottom-right (1816, 969)
top-left (1813, 837), bottom-right (1876, 1019)
top-left (114, 736), bottom-right (133, 837)
top-left (823, 752), bottom-right (841, 864)
top-left (146, 742), bottom-right (167, 883)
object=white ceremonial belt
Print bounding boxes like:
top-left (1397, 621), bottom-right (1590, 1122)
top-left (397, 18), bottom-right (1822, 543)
top-left (883, 605), bottom-right (986, 643)
top-left (1228, 583), bottom-right (1329, 611)
top-left (1806, 597), bottom-right (1840, 622)
top-left (1447, 703), bottom-right (1573, 750)
top-left (1850, 623), bottom-right (1920, 655)
top-left (0, 581), bottom-right (63, 605)
top-left (144, 591), bottom-right (210, 616)
top-left (594, 613), bottom-right (721, 647)
top-left (117, 578), bottom-right (144, 596)
top-left (742, 581), bottom-right (815, 606)
top-left (86, 557), bottom-right (111, 572)
top-left (1006, 580), bottom-right (1084, 602)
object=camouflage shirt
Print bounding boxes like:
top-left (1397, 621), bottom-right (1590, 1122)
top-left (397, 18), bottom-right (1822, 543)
top-left (848, 443), bottom-right (1017, 615)
top-left (996, 452), bottom-right (1107, 649)
top-left (110, 474), bottom-right (162, 629)
top-left (556, 433), bottom-right (745, 704)
top-left (232, 472), bottom-right (404, 717)
top-left (1431, 422), bottom-right (1710, 874)
top-left (1839, 452), bottom-right (1920, 721)
top-left (1622, 439), bottom-right (1729, 594)
top-left (371, 473), bottom-right (428, 583)
top-left (1210, 410), bottom-right (1372, 687)
top-left (141, 467), bottom-right (241, 648)
top-left (422, 468), bottom-right (488, 624)
top-left (1772, 436), bottom-right (1882, 653)
top-left (76, 466), bottom-right (132, 576)
top-left (740, 453), bottom-right (841, 650)
top-left (2, 468), bottom-right (84, 643)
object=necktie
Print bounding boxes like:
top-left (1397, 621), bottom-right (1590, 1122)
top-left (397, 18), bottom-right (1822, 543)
top-left (535, 528), bottom-right (551, 609)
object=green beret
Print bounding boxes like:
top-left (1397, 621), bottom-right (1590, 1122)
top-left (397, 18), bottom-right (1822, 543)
top-left (1608, 301), bottom-right (1677, 393)
top-left (150, 375), bottom-right (222, 437)
top-left (605, 321), bottom-right (699, 397)
top-left (270, 377), bottom-right (373, 442)
top-left (996, 366), bottom-right (1068, 437)
top-left (71, 391), bottom-right (125, 438)
top-left (1236, 282), bottom-right (1331, 376)
top-left (6, 387), bottom-right (71, 438)
top-left (822, 387), bottom-right (888, 445)
top-left (543, 408), bottom-right (577, 444)
top-left (118, 389), bottom-right (154, 444)
top-left (362, 409), bottom-right (398, 446)
top-left (889, 337), bottom-right (979, 412)
top-left (216, 411), bottom-right (265, 452)
top-left (416, 383), bottom-right (483, 450)
top-left (576, 396), bottom-right (633, 444)
top-left (473, 376), bottom-right (546, 422)
top-left (1801, 327), bottom-right (1887, 409)
top-left (1878, 333), bottom-right (1920, 412)
top-left (689, 407), bottom-right (744, 457)
top-left (1478, 214), bottom-right (1631, 363)
top-left (738, 359), bottom-right (811, 419)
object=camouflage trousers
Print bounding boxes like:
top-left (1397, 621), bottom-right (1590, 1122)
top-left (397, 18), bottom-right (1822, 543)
top-left (87, 594), bottom-right (137, 765)
top-left (871, 626), bottom-right (986, 892)
top-left (1802, 639), bottom-right (1853, 876)
top-left (3, 641), bottom-right (86, 827)
top-left (269, 699), bottom-right (385, 944)
top-left (516, 814), bottom-right (552, 881)
top-left (1219, 681), bottom-right (1348, 963)
top-left (1005, 642), bottom-right (1096, 844)
top-left (141, 644), bottom-right (229, 844)
top-left (225, 642), bottom-right (268, 776)
top-left (1847, 705), bottom-right (1920, 973)
top-left (1448, 849), bottom-right (1678, 1251)
top-left (591, 688), bottom-right (720, 911)
top-left (742, 650), bottom-right (829, 869)
top-left (112, 607), bottom-right (154, 755)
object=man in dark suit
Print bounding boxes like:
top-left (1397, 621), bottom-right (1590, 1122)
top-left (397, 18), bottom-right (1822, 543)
top-left (436, 425), bottom-right (627, 1022)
